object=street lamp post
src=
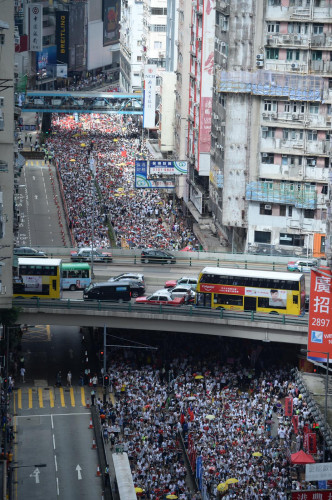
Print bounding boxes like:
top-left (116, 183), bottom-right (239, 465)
top-left (301, 348), bottom-right (330, 460)
top-left (89, 156), bottom-right (95, 279)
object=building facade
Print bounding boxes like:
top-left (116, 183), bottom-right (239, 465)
top-left (120, 0), bottom-right (144, 93)
top-left (210, 0), bottom-right (331, 256)
top-left (0, 1), bottom-right (15, 307)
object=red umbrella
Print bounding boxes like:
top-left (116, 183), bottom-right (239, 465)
top-left (291, 450), bottom-right (315, 464)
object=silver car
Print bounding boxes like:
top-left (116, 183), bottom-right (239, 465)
top-left (170, 284), bottom-right (196, 301)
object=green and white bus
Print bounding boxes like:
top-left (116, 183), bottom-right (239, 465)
top-left (61, 263), bottom-right (91, 291)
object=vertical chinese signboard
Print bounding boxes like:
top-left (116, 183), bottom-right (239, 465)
top-left (308, 267), bottom-right (332, 363)
top-left (143, 65), bottom-right (157, 129)
top-left (29, 3), bottom-right (43, 52)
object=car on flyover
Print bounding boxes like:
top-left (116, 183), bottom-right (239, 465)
top-left (287, 258), bottom-right (318, 273)
top-left (70, 247), bottom-right (112, 263)
top-left (169, 284), bottom-right (196, 303)
top-left (165, 276), bottom-right (198, 290)
top-left (140, 249), bottom-right (176, 264)
top-left (135, 289), bottom-right (184, 306)
top-left (108, 273), bottom-right (145, 296)
top-left (14, 246), bottom-right (47, 257)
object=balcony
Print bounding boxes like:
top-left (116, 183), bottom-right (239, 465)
top-left (266, 33), bottom-right (310, 47)
top-left (246, 181), bottom-right (317, 209)
top-left (310, 60), bottom-right (332, 74)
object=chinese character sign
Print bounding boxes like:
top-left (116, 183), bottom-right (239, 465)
top-left (292, 490), bottom-right (332, 500)
top-left (143, 65), bottom-right (157, 129)
top-left (308, 268), bottom-right (332, 363)
top-left (29, 4), bottom-right (43, 52)
top-left (284, 397), bottom-right (293, 417)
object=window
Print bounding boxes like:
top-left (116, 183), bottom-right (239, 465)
top-left (264, 100), bottom-right (277, 111)
top-left (307, 130), bottom-right (317, 141)
top-left (267, 22), bottom-right (280, 33)
top-left (261, 153), bottom-right (274, 164)
top-left (280, 205), bottom-right (286, 216)
top-left (304, 209), bottom-right (315, 218)
top-left (266, 48), bottom-right (279, 60)
top-left (288, 206), bottom-right (293, 217)
top-left (0, 34), bottom-right (4, 45)
top-left (215, 294), bottom-right (243, 306)
top-left (151, 25), bottom-right (167, 32)
top-left (154, 41), bottom-right (162, 49)
top-left (286, 49), bottom-right (293, 61)
top-left (321, 184), bottom-right (328, 194)
top-left (312, 51), bottom-right (322, 61)
top-left (151, 7), bottom-right (167, 15)
top-left (309, 103), bottom-right (319, 114)
top-left (137, 56), bottom-right (142, 61)
top-left (262, 127), bottom-right (275, 138)
top-left (313, 24), bottom-right (324, 34)
top-left (254, 231), bottom-right (271, 244)
top-left (260, 204), bottom-right (272, 215)
top-left (279, 233), bottom-right (305, 246)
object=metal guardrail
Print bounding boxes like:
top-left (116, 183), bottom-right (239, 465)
top-left (13, 298), bottom-right (309, 326)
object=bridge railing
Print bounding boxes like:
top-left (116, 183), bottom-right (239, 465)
top-left (13, 298), bottom-right (309, 325)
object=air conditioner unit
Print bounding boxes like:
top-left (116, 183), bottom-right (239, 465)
top-left (256, 61), bottom-right (264, 67)
top-left (271, 113), bottom-right (276, 118)
top-left (216, 126), bottom-right (221, 131)
top-left (262, 126), bottom-right (269, 132)
top-left (262, 112), bottom-right (267, 117)
top-left (291, 62), bottom-right (299, 70)
top-left (292, 113), bottom-right (299, 119)
top-left (262, 153), bottom-right (268, 157)
top-left (299, 114), bottom-right (304, 119)
top-left (265, 205), bottom-right (271, 210)
top-left (327, 120), bottom-right (332, 127)
top-left (256, 54), bottom-right (264, 60)
top-left (312, 129), bottom-right (317, 134)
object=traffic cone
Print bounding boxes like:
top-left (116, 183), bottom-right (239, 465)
top-left (96, 465), bottom-right (101, 477)
top-left (92, 439), bottom-right (96, 449)
top-left (89, 418), bottom-right (93, 429)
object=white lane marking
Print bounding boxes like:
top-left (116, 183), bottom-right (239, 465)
top-left (76, 465), bottom-right (82, 480)
top-left (53, 433), bottom-right (56, 450)
top-left (54, 454), bottom-right (58, 472)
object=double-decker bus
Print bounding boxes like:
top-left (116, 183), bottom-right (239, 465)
top-left (61, 263), bottom-right (91, 291)
top-left (13, 258), bottom-right (62, 299)
top-left (196, 267), bottom-right (305, 316)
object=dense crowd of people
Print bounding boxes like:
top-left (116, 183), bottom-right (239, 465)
top-left (46, 113), bottom-right (199, 250)
top-left (92, 337), bottom-right (324, 500)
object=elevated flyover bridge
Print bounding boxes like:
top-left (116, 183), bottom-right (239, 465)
top-left (15, 299), bottom-right (308, 345)
top-left (20, 91), bottom-right (143, 114)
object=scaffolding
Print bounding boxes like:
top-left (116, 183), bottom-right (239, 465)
top-left (216, 70), bottom-right (323, 102)
top-left (246, 181), bottom-right (317, 209)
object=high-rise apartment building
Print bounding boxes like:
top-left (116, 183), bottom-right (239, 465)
top-left (209, 0), bottom-right (331, 257)
top-left (0, 1), bottom-right (14, 308)
top-left (120, 0), bottom-right (144, 93)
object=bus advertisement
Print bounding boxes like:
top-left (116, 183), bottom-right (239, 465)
top-left (13, 258), bottom-right (62, 299)
top-left (196, 267), bottom-right (305, 316)
top-left (61, 263), bottom-right (91, 291)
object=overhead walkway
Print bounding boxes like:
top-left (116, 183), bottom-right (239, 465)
top-left (15, 299), bottom-right (308, 345)
top-left (20, 91), bottom-right (143, 114)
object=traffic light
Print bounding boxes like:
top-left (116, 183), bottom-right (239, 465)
top-left (99, 350), bottom-right (104, 362)
top-left (103, 375), bottom-right (109, 386)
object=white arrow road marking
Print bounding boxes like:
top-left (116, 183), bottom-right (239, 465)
top-left (76, 464), bottom-right (82, 480)
top-left (30, 468), bottom-right (40, 484)
top-left (32, 176), bottom-right (35, 181)
top-left (34, 195), bottom-right (38, 200)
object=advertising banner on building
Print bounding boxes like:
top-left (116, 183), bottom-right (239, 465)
top-left (292, 491), bottom-right (332, 500)
top-left (306, 462), bottom-right (332, 481)
top-left (102, 0), bottom-right (120, 46)
top-left (143, 65), bottom-right (157, 129)
top-left (29, 3), bottom-right (43, 52)
top-left (56, 11), bottom-right (69, 65)
top-left (149, 161), bottom-right (188, 175)
top-left (308, 267), bottom-right (332, 363)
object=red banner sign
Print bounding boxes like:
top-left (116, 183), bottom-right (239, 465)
top-left (308, 433), bottom-right (317, 455)
top-left (292, 491), bottom-right (332, 500)
top-left (292, 415), bottom-right (299, 434)
top-left (285, 397), bottom-right (293, 417)
top-left (308, 268), bottom-right (332, 363)
top-left (200, 284), bottom-right (245, 295)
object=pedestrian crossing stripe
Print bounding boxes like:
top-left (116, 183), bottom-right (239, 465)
top-left (15, 386), bottom-right (111, 410)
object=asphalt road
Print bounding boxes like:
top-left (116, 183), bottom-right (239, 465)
top-left (12, 325), bottom-right (102, 500)
top-left (15, 160), bottom-right (67, 248)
